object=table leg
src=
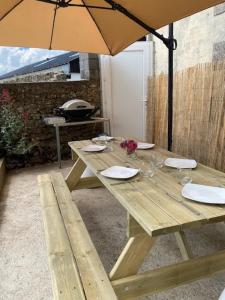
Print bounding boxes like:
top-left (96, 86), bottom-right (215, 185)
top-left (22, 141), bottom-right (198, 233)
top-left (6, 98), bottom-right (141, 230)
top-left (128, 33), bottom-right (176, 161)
top-left (127, 216), bottom-right (193, 262)
top-left (55, 126), bottom-right (61, 169)
top-left (110, 234), bottom-right (156, 280)
top-left (65, 156), bottom-right (102, 191)
top-left (108, 119), bottom-right (111, 136)
top-left (110, 214), bottom-right (156, 281)
top-left (127, 213), bottom-right (146, 237)
top-left (112, 249), bottom-right (225, 299)
top-left (71, 149), bottom-right (79, 162)
top-left (174, 231), bottom-right (193, 260)
top-left (65, 158), bottom-right (86, 191)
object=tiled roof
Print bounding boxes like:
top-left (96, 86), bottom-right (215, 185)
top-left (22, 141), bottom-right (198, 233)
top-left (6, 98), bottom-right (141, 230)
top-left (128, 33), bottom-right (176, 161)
top-left (0, 51), bottom-right (79, 80)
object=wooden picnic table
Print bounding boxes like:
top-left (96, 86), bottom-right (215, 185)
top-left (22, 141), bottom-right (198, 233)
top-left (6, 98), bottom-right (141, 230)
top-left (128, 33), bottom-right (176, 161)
top-left (66, 138), bottom-right (225, 299)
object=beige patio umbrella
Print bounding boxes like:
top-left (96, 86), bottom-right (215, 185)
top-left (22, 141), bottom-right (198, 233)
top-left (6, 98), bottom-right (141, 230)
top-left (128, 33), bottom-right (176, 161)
top-left (0, 0), bottom-right (224, 55)
top-left (0, 0), bottom-right (224, 150)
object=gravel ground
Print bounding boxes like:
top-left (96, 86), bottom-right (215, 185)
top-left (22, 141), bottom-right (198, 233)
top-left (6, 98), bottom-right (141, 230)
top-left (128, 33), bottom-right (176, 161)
top-left (0, 161), bottom-right (225, 300)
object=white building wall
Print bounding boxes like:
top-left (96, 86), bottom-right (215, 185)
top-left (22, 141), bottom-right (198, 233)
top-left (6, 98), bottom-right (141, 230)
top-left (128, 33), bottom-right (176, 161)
top-left (153, 3), bottom-right (225, 74)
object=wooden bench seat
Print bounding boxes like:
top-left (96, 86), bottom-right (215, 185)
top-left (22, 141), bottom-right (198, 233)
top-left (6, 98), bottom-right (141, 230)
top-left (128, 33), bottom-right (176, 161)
top-left (38, 173), bottom-right (117, 300)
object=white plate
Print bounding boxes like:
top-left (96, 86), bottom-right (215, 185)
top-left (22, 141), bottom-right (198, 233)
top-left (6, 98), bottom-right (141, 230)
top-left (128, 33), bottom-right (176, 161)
top-left (137, 142), bottom-right (155, 150)
top-left (100, 166), bottom-right (139, 179)
top-left (164, 158), bottom-right (197, 169)
top-left (81, 145), bottom-right (106, 152)
top-left (182, 183), bottom-right (225, 204)
top-left (92, 136), bottom-right (114, 142)
top-left (219, 288), bottom-right (225, 300)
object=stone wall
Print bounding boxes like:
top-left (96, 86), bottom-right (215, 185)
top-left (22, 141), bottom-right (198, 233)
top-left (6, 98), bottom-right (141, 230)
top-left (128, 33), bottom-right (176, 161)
top-left (0, 80), bottom-right (102, 165)
top-left (1, 71), bottom-right (68, 83)
top-left (153, 2), bottom-right (225, 74)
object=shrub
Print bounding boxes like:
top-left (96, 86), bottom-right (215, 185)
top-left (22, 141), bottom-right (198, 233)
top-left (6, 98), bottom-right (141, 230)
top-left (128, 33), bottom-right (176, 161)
top-left (0, 89), bottom-right (34, 160)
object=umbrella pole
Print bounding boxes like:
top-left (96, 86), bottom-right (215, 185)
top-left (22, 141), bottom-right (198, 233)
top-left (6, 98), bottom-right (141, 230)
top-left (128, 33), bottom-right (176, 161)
top-left (168, 24), bottom-right (174, 151)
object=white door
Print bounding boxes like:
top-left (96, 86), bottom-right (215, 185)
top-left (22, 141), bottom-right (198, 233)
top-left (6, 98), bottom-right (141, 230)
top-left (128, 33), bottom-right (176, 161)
top-left (101, 42), bottom-right (153, 141)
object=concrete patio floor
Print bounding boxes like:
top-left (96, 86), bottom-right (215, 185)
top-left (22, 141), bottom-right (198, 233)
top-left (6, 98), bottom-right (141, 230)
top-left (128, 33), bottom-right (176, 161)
top-left (0, 160), bottom-right (225, 300)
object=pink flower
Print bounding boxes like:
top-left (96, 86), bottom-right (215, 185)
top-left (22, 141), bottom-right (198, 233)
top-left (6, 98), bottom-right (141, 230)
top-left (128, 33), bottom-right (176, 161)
top-left (120, 139), bottom-right (137, 154)
top-left (120, 140), bottom-right (128, 149)
top-left (22, 111), bottom-right (29, 125)
top-left (0, 89), bottom-right (11, 104)
top-left (127, 140), bottom-right (137, 151)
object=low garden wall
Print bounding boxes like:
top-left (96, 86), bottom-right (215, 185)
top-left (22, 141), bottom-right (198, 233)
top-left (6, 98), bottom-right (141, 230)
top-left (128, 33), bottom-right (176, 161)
top-left (0, 80), bottom-right (102, 168)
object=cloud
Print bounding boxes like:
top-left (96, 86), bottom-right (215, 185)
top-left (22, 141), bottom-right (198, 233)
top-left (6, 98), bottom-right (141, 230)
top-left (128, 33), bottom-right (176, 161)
top-left (0, 47), bottom-right (66, 75)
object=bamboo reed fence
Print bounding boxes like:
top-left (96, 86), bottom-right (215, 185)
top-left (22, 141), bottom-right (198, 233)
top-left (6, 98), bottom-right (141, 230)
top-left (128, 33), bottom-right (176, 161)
top-left (147, 61), bottom-right (225, 172)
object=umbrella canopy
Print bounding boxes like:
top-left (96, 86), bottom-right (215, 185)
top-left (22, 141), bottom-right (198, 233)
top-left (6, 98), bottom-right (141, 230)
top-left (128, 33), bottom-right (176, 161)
top-left (0, 0), bottom-right (224, 55)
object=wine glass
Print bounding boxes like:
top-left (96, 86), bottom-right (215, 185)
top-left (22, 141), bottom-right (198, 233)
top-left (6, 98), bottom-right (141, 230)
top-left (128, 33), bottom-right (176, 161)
top-left (155, 154), bottom-right (165, 169)
top-left (104, 140), bottom-right (113, 152)
top-left (139, 160), bottom-right (149, 178)
top-left (177, 168), bottom-right (192, 185)
top-left (148, 155), bottom-right (157, 177)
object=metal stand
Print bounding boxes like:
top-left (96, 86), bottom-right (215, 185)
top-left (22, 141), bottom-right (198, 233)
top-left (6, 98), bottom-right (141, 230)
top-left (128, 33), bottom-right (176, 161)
top-left (52, 118), bottom-right (111, 168)
top-left (168, 24), bottom-right (174, 151)
top-left (55, 126), bottom-right (62, 168)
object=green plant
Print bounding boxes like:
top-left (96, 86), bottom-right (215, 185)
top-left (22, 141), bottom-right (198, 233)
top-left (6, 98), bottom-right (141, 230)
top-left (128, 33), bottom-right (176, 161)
top-left (0, 89), bottom-right (33, 157)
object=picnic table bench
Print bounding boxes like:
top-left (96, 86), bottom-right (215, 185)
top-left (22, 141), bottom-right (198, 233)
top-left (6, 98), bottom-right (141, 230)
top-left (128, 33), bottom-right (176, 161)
top-left (38, 138), bottom-right (225, 300)
top-left (38, 173), bottom-right (117, 300)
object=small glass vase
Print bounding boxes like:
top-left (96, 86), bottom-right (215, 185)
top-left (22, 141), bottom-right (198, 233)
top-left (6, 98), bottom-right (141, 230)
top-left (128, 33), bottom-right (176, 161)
top-left (126, 149), bottom-right (137, 160)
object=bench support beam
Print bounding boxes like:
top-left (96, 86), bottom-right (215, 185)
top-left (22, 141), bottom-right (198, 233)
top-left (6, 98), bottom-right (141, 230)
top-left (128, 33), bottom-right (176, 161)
top-left (112, 249), bottom-right (225, 300)
top-left (72, 177), bottom-right (103, 190)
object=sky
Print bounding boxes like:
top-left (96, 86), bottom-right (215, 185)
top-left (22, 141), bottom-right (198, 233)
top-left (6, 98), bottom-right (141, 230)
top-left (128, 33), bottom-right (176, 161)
top-left (0, 47), bottom-right (66, 75)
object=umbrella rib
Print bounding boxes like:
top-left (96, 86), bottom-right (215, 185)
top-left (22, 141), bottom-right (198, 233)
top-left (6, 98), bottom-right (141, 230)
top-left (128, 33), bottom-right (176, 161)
top-left (49, 4), bottom-right (58, 50)
top-left (81, 0), bottom-right (112, 55)
top-left (103, 0), bottom-right (176, 50)
top-left (37, 0), bottom-right (114, 9)
top-left (0, 0), bottom-right (24, 22)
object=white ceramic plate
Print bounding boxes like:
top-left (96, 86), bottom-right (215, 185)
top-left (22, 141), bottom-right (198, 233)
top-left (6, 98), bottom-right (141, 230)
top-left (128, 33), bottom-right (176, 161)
top-left (81, 145), bottom-right (106, 152)
top-left (182, 183), bottom-right (225, 204)
top-left (137, 142), bottom-right (155, 150)
top-left (219, 288), bottom-right (225, 300)
top-left (164, 158), bottom-right (197, 169)
top-left (101, 166), bottom-right (139, 179)
top-left (92, 136), bottom-right (114, 142)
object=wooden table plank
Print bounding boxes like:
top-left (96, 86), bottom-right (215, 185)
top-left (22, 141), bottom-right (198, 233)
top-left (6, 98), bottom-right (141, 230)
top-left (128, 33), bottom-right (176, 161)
top-left (110, 143), bottom-right (225, 222)
top-left (152, 170), bottom-right (225, 223)
top-left (69, 140), bottom-right (225, 236)
top-left (112, 182), bottom-right (180, 236)
top-left (131, 180), bottom-right (205, 225)
top-left (93, 145), bottom-right (225, 223)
